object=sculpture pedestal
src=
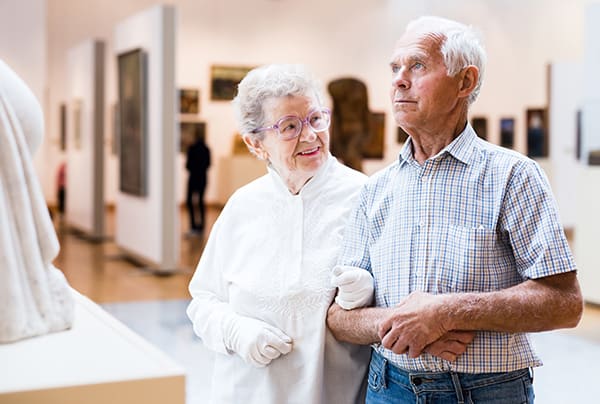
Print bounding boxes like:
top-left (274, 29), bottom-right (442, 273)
top-left (0, 291), bottom-right (185, 404)
top-left (216, 155), bottom-right (266, 204)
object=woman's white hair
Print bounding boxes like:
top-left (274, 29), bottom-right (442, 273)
top-left (406, 16), bottom-right (487, 105)
top-left (232, 64), bottom-right (324, 143)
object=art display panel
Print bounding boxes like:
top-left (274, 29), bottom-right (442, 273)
top-left (117, 48), bottom-right (147, 196)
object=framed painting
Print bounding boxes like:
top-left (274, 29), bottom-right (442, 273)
top-left (117, 48), bottom-right (147, 196)
top-left (397, 126), bottom-right (409, 143)
top-left (526, 108), bottom-right (548, 158)
top-left (363, 111), bottom-right (385, 159)
top-left (72, 99), bottom-right (82, 150)
top-left (471, 116), bottom-right (487, 140)
top-left (179, 88), bottom-right (199, 114)
top-left (180, 121), bottom-right (206, 153)
top-left (500, 117), bottom-right (515, 149)
top-left (210, 65), bottom-right (253, 101)
top-left (59, 103), bottom-right (67, 151)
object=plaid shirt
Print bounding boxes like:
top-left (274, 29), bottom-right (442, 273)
top-left (338, 124), bottom-right (577, 373)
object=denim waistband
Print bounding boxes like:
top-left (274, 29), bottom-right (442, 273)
top-left (370, 349), bottom-right (532, 393)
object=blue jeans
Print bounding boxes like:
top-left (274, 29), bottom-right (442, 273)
top-left (366, 350), bottom-right (535, 403)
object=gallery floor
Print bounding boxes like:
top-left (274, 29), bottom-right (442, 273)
top-left (53, 207), bottom-right (600, 403)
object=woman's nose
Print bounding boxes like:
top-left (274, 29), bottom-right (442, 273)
top-left (299, 124), bottom-right (317, 142)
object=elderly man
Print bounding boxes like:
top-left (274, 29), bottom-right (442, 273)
top-left (327, 16), bottom-right (582, 403)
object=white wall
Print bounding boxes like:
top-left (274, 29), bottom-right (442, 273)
top-left (42, 0), bottom-right (593, 211)
top-left (0, 0), bottom-right (48, 194)
top-left (66, 40), bottom-right (105, 238)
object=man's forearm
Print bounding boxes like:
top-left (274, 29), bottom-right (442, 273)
top-left (326, 303), bottom-right (388, 344)
top-left (441, 271), bottom-right (583, 333)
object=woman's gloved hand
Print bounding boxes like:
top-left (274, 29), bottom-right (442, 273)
top-left (331, 265), bottom-right (374, 310)
top-left (222, 313), bottom-right (293, 367)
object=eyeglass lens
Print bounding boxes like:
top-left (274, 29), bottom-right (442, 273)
top-left (277, 109), bottom-right (330, 140)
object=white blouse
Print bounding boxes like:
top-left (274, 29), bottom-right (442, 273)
top-left (187, 155), bottom-right (369, 404)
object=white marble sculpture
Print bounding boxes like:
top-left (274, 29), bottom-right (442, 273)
top-left (0, 59), bottom-right (74, 343)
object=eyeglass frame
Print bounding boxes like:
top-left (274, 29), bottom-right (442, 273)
top-left (252, 107), bottom-right (331, 141)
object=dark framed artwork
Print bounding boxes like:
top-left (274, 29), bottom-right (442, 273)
top-left (363, 112), bottom-right (385, 159)
top-left (72, 99), bottom-right (82, 150)
top-left (180, 121), bottom-right (205, 153)
top-left (500, 117), bottom-right (515, 149)
top-left (59, 103), bottom-right (67, 151)
top-left (471, 116), bottom-right (488, 140)
top-left (397, 126), bottom-right (409, 143)
top-left (210, 65), bottom-right (253, 101)
top-left (179, 88), bottom-right (199, 114)
top-left (117, 48), bottom-right (147, 196)
top-left (526, 108), bottom-right (548, 158)
top-left (111, 102), bottom-right (119, 156)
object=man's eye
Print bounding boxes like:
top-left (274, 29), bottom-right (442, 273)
top-left (413, 62), bottom-right (424, 70)
top-left (391, 65), bottom-right (400, 73)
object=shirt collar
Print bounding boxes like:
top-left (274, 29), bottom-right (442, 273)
top-left (397, 123), bottom-right (477, 166)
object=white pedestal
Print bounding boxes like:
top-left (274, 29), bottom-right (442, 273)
top-left (0, 291), bottom-right (185, 404)
top-left (575, 165), bottom-right (600, 305)
top-left (216, 155), bottom-right (266, 204)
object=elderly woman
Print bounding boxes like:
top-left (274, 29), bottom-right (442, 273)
top-left (186, 64), bottom-right (372, 403)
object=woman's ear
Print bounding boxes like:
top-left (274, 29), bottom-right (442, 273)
top-left (242, 134), bottom-right (267, 160)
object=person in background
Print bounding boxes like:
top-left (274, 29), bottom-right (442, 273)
top-left (327, 16), bottom-right (583, 403)
top-left (185, 130), bottom-right (210, 235)
top-left (56, 161), bottom-right (66, 217)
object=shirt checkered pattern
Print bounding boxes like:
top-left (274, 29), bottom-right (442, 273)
top-left (338, 124), bottom-right (577, 373)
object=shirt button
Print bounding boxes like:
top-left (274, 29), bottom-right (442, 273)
top-left (419, 221), bottom-right (425, 227)
top-left (421, 176), bottom-right (428, 182)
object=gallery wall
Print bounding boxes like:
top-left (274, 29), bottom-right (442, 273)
top-left (0, 0), bottom-right (48, 193)
top-left (39, 0), bottom-right (592, 211)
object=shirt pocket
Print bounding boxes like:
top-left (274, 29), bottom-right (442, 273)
top-left (433, 224), bottom-right (505, 293)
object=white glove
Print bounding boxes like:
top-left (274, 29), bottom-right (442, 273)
top-left (331, 265), bottom-right (374, 310)
top-left (222, 313), bottom-right (293, 367)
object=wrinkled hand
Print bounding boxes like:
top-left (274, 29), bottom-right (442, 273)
top-left (425, 330), bottom-right (475, 362)
top-left (331, 265), bottom-right (374, 310)
top-left (222, 313), bottom-right (293, 367)
top-left (378, 291), bottom-right (450, 358)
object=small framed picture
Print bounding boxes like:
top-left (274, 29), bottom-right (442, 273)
top-left (210, 65), bottom-right (253, 101)
top-left (179, 88), bottom-right (199, 114)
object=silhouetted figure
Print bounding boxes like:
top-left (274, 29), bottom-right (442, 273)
top-left (186, 135), bottom-right (211, 234)
top-left (57, 161), bottom-right (66, 216)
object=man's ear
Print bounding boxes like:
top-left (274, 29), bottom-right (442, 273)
top-left (457, 65), bottom-right (479, 99)
top-left (242, 134), bottom-right (267, 160)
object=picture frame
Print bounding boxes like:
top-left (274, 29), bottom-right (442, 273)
top-left (72, 99), bottom-right (82, 150)
top-left (210, 65), bottom-right (253, 101)
top-left (117, 48), bottom-right (147, 196)
top-left (526, 108), bottom-right (548, 158)
top-left (363, 111), bottom-right (385, 159)
top-left (500, 117), bottom-right (515, 149)
top-left (180, 121), bottom-right (206, 153)
top-left (471, 116), bottom-right (488, 140)
top-left (59, 103), bottom-right (67, 151)
top-left (397, 126), bottom-right (409, 143)
top-left (179, 88), bottom-right (199, 114)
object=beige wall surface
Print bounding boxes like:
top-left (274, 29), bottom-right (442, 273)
top-left (12, 0), bottom-right (596, 206)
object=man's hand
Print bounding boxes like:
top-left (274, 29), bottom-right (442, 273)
top-left (424, 330), bottom-right (475, 362)
top-left (378, 291), bottom-right (451, 358)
